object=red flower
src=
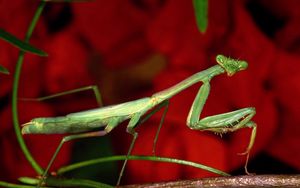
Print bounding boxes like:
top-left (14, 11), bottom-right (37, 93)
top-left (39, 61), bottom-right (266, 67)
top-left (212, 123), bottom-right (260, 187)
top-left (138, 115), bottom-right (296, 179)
top-left (43, 27), bottom-right (92, 94)
top-left (267, 52), bottom-right (300, 169)
top-left (73, 1), bottom-right (150, 54)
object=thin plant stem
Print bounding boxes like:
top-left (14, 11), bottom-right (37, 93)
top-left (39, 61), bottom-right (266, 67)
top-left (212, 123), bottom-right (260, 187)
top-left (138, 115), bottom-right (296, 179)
top-left (45, 176), bottom-right (113, 188)
top-left (2, 177), bottom-right (113, 188)
top-left (12, 1), bottom-right (46, 175)
top-left (0, 181), bottom-right (51, 188)
top-left (57, 155), bottom-right (230, 176)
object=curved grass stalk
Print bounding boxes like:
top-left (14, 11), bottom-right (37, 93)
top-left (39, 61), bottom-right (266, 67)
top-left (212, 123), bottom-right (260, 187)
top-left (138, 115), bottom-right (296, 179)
top-left (11, 1), bottom-right (46, 175)
top-left (3, 177), bottom-right (113, 188)
top-left (57, 155), bottom-right (230, 177)
top-left (44, 176), bottom-right (113, 188)
top-left (0, 181), bottom-right (51, 188)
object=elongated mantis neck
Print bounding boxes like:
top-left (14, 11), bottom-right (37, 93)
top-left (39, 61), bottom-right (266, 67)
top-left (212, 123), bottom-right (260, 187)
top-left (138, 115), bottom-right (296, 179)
top-left (152, 65), bottom-right (225, 103)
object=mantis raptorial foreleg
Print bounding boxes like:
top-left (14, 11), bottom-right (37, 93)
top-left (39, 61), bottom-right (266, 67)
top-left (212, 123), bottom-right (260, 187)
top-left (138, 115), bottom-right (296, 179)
top-left (186, 80), bottom-right (257, 174)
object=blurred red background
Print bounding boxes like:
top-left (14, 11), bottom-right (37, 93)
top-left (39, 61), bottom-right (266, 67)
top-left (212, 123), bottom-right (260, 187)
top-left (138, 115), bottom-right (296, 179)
top-left (0, 0), bottom-right (299, 186)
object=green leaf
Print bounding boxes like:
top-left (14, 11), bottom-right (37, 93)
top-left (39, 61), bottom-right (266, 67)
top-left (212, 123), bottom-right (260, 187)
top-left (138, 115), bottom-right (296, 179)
top-left (0, 29), bottom-right (47, 56)
top-left (193, 0), bottom-right (208, 33)
top-left (0, 64), bottom-right (9, 75)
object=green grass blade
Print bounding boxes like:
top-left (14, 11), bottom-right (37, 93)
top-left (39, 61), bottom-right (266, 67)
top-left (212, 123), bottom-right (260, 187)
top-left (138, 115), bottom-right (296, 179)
top-left (0, 180), bottom-right (52, 188)
top-left (19, 177), bottom-right (113, 188)
top-left (0, 64), bottom-right (9, 74)
top-left (58, 155), bottom-right (230, 177)
top-left (193, 0), bottom-right (208, 33)
top-left (18, 177), bottom-right (39, 185)
top-left (46, 177), bottom-right (113, 188)
top-left (0, 29), bottom-right (47, 56)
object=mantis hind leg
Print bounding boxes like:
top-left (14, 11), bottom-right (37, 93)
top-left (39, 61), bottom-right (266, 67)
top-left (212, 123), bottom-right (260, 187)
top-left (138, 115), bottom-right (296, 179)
top-left (26, 85), bottom-right (104, 186)
top-left (38, 130), bottom-right (109, 187)
top-left (38, 117), bottom-right (120, 187)
top-left (20, 85), bottom-right (103, 107)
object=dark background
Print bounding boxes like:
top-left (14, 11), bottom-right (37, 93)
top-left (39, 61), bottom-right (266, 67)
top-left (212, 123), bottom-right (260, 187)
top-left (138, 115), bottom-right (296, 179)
top-left (0, 0), bottom-right (299, 185)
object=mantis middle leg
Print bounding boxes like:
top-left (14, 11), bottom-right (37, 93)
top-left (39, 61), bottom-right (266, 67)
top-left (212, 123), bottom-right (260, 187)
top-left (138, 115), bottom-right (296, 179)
top-left (117, 100), bottom-right (170, 186)
top-left (186, 80), bottom-right (257, 174)
top-left (136, 100), bottom-right (170, 154)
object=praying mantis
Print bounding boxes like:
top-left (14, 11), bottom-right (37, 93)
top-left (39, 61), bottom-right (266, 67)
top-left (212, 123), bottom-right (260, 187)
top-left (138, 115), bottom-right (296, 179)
top-left (22, 54), bottom-right (257, 186)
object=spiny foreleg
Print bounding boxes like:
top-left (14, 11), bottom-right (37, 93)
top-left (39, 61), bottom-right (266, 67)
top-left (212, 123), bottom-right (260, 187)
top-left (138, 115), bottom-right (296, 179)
top-left (186, 81), bottom-right (257, 174)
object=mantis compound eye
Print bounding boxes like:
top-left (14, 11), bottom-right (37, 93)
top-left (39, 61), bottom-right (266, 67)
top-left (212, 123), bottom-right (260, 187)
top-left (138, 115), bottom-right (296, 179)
top-left (216, 54), bottom-right (226, 64)
top-left (238, 60), bottom-right (248, 71)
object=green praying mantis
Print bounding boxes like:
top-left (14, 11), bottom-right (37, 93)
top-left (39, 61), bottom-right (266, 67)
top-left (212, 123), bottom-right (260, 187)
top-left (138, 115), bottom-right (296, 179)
top-left (22, 54), bottom-right (257, 186)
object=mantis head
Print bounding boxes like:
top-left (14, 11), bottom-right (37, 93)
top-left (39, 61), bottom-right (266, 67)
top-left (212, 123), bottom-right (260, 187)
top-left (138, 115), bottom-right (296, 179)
top-left (216, 54), bottom-right (248, 76)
